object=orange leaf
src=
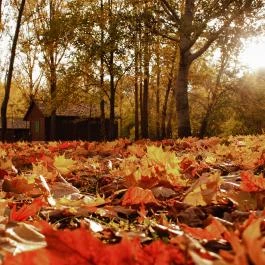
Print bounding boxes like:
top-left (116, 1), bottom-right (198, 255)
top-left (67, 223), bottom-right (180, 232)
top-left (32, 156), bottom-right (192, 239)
top-left (10, 197), bottom-right (45, 222)
top-left (122, 186), bottom-right (158, 206)
top-left (181, 218), bottom-right (226, 241)
top-left (2, 177), bottom-right (35, 194)
top-left (240, 171), bottom-right (265, 192)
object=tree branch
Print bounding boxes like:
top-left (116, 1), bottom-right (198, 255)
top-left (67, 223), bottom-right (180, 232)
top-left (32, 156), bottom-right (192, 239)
top-left (159, 0), bottom-right (180, 24)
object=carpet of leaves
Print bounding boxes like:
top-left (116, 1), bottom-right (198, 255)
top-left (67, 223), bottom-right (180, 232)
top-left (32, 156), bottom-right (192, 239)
top-left (0, 136), bottom-right (265, 264)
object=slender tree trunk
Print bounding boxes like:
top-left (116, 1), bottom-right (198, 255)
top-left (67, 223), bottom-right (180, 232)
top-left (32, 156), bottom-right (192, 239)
top-left (100, 0), bottom-right (106, 140)
top-left (0, 0), bottom-right (2, 26)
top-left (109, 51), bottom-right (116, 140)
top-left (175, 52), bottom-right (192, 137)
top-left (161, 49), bottom-right (177, 138)
top-left (139, 26), bottom-right (143, 139)
top-left (155, 40), bottom-right (161, 139)
top-left (134, 32), bottom-right (139, 140)
top-left (49, 57), bottom-right (57, 141)
top-left (161, 76), bottom-right (173, 138)
top-left (199, 109), bottom-right (211, 138)
top-left (141, 27), bottom-right (149, 138)
top-left (1, 0), bottom-right (26, 141)
top-left (166, 91), bottom-right (175, 138)
top-left (100, 99), bottom-right (105, 139)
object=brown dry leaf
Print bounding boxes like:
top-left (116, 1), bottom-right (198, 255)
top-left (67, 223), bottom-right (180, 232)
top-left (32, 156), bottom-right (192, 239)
top-left (2, 222), bottom-right (46, 255)
top-left (2, 177), bottom-right (35, 194)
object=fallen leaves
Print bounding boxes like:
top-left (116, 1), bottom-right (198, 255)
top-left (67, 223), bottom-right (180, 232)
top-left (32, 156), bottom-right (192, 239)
top-left (1, 136), bottom-right (265, 264)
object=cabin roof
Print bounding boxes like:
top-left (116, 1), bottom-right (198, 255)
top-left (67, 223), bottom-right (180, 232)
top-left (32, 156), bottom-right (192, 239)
top-left (24, 100), bottom-right (93, 120)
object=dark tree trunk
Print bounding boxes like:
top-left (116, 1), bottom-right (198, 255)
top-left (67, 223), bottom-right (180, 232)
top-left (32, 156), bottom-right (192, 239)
top-left (161, 77), bottom-right (173, 138)
top-left (100, 99), bottom-right (106, 140)
top-left (155, 40), bottom-right (161, 139)
top-left (199, 110), bottom-right (211, 138)
top-left (134, 34), bottom-right (139, 140)
top-left (1, 0), bottom-right (26, 141)
top-left (175, 52), bottom-right (192, 137)
top-left (0, 0), bottom-right (2, 26)
top-left (109, 51), bottom-right (116, 140)
top-left (100, 0), bottom-right (106, 141)
top-left (49, 59), bottom-right (57, 141)
top-left (141, 28), bottom-right (149, 139)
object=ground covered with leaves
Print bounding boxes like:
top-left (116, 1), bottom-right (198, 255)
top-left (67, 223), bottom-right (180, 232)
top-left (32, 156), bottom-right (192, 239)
top-left (0, 136), bottom-right (265, 264)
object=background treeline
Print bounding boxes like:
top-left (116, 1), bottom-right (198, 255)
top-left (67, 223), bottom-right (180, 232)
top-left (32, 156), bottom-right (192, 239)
top-left (0, 0), bottom-right (265, 140)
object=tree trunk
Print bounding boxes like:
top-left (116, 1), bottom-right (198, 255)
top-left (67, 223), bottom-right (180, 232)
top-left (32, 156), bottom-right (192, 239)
top-left (109, 51), bottom-right (116, 140)
top-left (155, 40), bottom-right (161, 139)
top-left (1, 0), bottom-right (26, 141)
top-left (100, 99), bottom-right (106, 140)
top-left (134, 33), bottom-right (139, 140)
top-left (0, 0), bottom-right (2, 26)
top-left (141, 27), bottom-right (149, 139)
top-left (175, 52), bottom-right (192, 137)
top-left (161, 76), bottom-right (173, 138)
top-left (100, 0), bottom-right (106, 141)
top-left (49, 59), bottom-right (57, 141)
top-left (161, 50), bottom-right (177, 138)
top-left (199, 109), bottom-right (211, 138)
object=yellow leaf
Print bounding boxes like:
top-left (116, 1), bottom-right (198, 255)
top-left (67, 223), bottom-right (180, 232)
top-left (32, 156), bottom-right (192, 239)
top-left (32, 163), bottom-right (56, 181)
top-left (146, 145), bottom-right (180, 176)
top-left (184, 172), bottom-right (222, 206)
top-left (53, 154), bottom-right (75, 174)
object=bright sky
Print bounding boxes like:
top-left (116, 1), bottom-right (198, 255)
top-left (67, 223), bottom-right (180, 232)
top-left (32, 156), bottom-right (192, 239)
top-left (239, 37), bottom-right (265, 71)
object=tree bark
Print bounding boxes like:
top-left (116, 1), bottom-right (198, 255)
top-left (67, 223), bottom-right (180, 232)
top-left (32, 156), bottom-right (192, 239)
top-left (141, 26), bottom-right (149, 139)
top-left (134, 32), bottom-right (139, 140)
top-left (161, 76), bottom-right (173, 138)
top-left (176, 52), bottom-right (192, 137)
top-left (155, 39), bottom-right (161, 139)
top-left (49, 54), bottom-right (57, 141)
top-left (1, 0), bottom-right (26, 141)
top-left (0, 0), bottom-right (2, 26)
top-left (199, 109), bottom-right (211, 138)
top-left (109, 51), bottom-right (116, 140)
top-left (100, 0), bottom-right (106, 141)
top-left (161, 50), bottom-right (177, 138)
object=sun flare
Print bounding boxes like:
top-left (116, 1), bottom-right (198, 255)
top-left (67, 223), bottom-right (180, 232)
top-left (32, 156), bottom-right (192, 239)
top-left (239, 37), bottom-right (265, 71)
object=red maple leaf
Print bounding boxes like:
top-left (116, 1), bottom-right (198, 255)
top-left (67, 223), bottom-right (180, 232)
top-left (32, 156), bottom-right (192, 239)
top-left (10, 197), bottom-right (45, 222)
top-left (3, 226), bottom-right (191, 265)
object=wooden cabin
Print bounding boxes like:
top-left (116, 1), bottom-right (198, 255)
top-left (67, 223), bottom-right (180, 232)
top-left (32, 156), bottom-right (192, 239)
top-left (0, 118), bottom-right (30, 141)
top-left (24, 100), bottom-right (118, 141)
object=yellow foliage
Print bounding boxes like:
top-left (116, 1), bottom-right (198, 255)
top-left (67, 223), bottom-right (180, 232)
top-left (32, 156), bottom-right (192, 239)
top-left (53, 154), bottom-right (75, 174)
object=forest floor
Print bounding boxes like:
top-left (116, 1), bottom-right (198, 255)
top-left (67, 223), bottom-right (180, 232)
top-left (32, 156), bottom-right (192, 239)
top-left (0, 136), bottom-right (265, 264)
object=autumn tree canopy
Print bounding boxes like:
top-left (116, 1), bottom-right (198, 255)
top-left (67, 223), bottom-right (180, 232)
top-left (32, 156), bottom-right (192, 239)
top-left (0, 0), bottom-right (265, 140)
